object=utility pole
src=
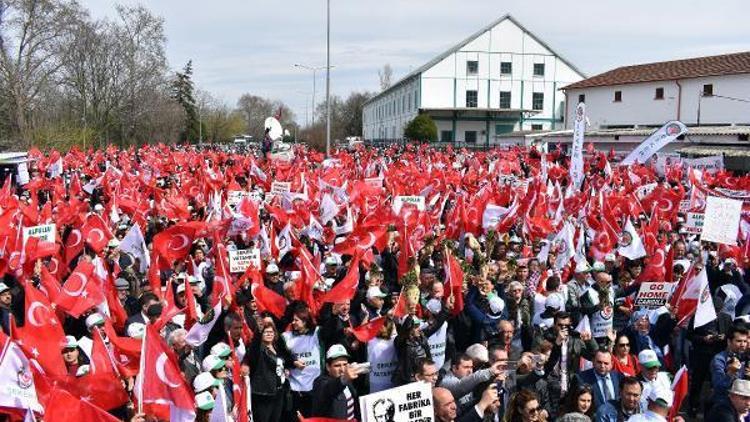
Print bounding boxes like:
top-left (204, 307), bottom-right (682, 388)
top-left (326, 0), bottom-right (331, 156)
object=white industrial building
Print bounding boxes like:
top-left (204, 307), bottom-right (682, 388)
top-left (561, 51), bottom-right (750, 129)
top-left (362, 14), bottom-right (585, 145)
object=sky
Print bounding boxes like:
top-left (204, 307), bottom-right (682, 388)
top-left (80, 0), bottom-right (750, 125)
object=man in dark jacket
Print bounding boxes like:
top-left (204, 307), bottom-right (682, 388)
top-left (311, 344), bottom-right (361, 421)
top-left (594, 376), bottom-right (642, 422)
top-left (707, 379), bottom-right (750, 422)
top-left (575, 350), bottom-right (622, 408)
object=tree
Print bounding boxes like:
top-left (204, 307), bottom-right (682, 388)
top-left (404, 114), bottom-right (437, 142)
top-left (235, 94), bottom-right (296, 142)
top-left (171, 60), bottom-right (199, 142)
top-left (378, 64), bottom-right (393, 92)
top-left (0, 0), bottom-right (86, 144)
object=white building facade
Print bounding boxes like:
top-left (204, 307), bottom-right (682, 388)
top-left (562, 52), bottom-right (750, 129)
top-left (362, 15), bottom-right (585, 145)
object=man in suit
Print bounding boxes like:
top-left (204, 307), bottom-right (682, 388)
top-left (575, 350), bottom-right (622, 408)
top-left (542, 311), bottom-right (599, 400)
top-left (124, 292), bottom-right (159, 332)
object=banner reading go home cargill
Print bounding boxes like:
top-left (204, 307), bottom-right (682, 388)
top-left (621, 121), bottom-right (688, 165)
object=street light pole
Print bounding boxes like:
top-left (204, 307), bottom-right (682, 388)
top-left (325, 0), bottom-right (331, 157)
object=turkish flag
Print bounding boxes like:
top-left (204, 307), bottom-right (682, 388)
top-left (102, 320), bottom-right (141, 377)
top-left (63, 228), bottom-right (84, 265)
top-left (444, 251), bottom-right (465, 316)
top-left (43, 387), bottom-right (120, 422)
top-left (350, 316), bottom-right (386, 343)
top-left (152, 223), bottom-right (198, 263)
top-left (669, 365), bottom-right (689, 421)
top-left (24, 236), bottom-right (59, 263)
top-left (637, 247), bottom-right (667, 283)
top-left (137, 325), bottom-right (194, 419)
top-left (85, 328), bottom-right (130, 410)
top-left (81, 213), bottom-right (113, 253)
top-left (14, 283), bottom-right (67, 377)
top-left (55, 260), bottom-right (105, 318)
top-left (251, 282), bottom-right (287, 319)
top-left (320, 257), bottom-right (360, 304)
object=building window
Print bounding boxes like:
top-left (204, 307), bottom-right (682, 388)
top-left (465, 131), bottom-right (477, 143)
top-left (655, 87), bottom-right (664, 100)
top-left (466, 90), bottom-right (478, 108)
top-left (408, 96), bottom-right (412, 111)
top-left (533, 63), bottom-right (545, 77)
top-left (703, 84), bottom-right (713, 96)
top-left (414, 91), bottom-right (418, 109)
top-left (578, 94), bottom-right (585, 103)
top-left (402, 96), bottom-right (406, 113)
top-left (467, 61), bottom-right (478, 75)
top-left (496, 124), bottom-right (514, 134)
top-left (532, 92), bottom-right (544, 111)
top-left (500, 62), bottom-right (512, 75)
top-left (531, 124), bottom-right (543, 131)
top-left (614, 91), bottom-right (622, 102)
top-left (440, 130), bottom-right (453, 142)
top-left (499, 91), bottom-right (511, 109)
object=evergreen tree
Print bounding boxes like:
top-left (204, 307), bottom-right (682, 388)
top-left (172, 60), bottom-right (200, 143)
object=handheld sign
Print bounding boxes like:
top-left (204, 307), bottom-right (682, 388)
top-left (359, 381), bottom-right (434, 422)
top-left (228, 249), bottom-right (261, 273)
top-left (635, 282), bottom-right (675, 308)
top-left (23, 224), bottom-right (56, 244)
top-left (702, 196), bottom-right (742, 245)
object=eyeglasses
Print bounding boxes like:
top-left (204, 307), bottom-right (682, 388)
top-left (526, 407), bottom-right (540, 414)
top-left (617, 343), bottom-right (630, 347)
top-left (556, 324), bottom-right (571, 329)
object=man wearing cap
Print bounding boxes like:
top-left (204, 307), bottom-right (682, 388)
top-left (264, 262), bottom-right (284, 296)
top-left (626, 383), bottom-right (674, 422)
top-left (0, 282), bottom-right (13, 335)
top-left (114, 278), bottom-right (139, 317)
top-left (61, 336), bottom-right (88, 376)
top-left (359, 286), bottom-right (387, 323)
top-left (311, 344), bottom-right (360, 421)
top-left (636, 349), bottom-right (671, 412)
top-left (708, 379), bottom-right (750, 422)
top-left (566, 264), bottom-right (592, 325)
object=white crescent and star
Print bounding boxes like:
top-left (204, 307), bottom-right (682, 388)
top-left (27, 302), bottom-right (50, 327)
top-left (62, 272), bottom-right (88, 297)
top-left (156, 353), bottom-right (182, 388)
top-left (357, 233), bottom-right (376, 250)
top-left (169, 234), bottom-right (190, 252)
top-left (67, 230), bottom-right (82, 248)
top-left (88, 228), bottom-right (105, 245)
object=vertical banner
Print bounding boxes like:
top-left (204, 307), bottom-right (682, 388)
top-left (569, 102), bottom-right (586, 189)
top-left (620, 121), bottom-right (688, 165)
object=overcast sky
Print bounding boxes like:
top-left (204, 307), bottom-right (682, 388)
top-left (81, 0), bottom-right (750, 124)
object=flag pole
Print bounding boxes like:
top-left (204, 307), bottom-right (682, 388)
top-left (136, 325), bottom-right (147, 414)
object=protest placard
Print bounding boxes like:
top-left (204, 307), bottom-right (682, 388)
top-left (364, 177), bottom-right (383, 189)
top-left (226, 190), bottom-right (251, 209)
top-left (701, 196), bottom-right (742, 245)
top-left (228, 249), bottom-right (260, 273)
top-left (359, 381), bottom-right (434, 422)
top-left (684, 212), bottom-right (704, 234)
top-left (634, 282), bottom-right (675, 308)
top-left (270, 181), bottom-right (291, 195)
top-left (393, 195), bottom-right (425, 215)
top-left (23, 224), bottom-right (56, 244)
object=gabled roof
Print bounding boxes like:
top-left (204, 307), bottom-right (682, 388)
top-left (563, 51), bottom-right (750, 90)
top-left (364, 14), bottom-right (586, 105)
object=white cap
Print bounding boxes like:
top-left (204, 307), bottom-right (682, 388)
top-left (85, 313), bottom-right (105, 329)
top-left (326, 344), bottom-right (349, 362)
top-left (127, 322), bottom-right (145, 339)
top-left (604, 253), bottom-right (616, 262)
top-left (62, 335), bottom-right (78, 349)
top-left (176, 283), bottom-right (186, 294)
top-left (93, 204), bottom-right (104, 211)
top-left (107, 238), bottom-right (120, 248)
top-left (195, 391), bottom-right (215, 411)
top-left (266, 263), bottom-right (279, 274)
top-left (202, 354), bottom-right (226, 372)
top-left (210, 342), bottom-right (231, 358)
top-left (0, 282), bottom-right (9, 294)
top-left (637, 349), bottom-right (661, 369)
top-left (575, 261), bottom-right (591, 273)
top-left (592, 261), bottom-right (606, 272)
top-left (193, 372), bottom-right (221, 393)
top-left (647, 382), bottom-right (674, 407)
top-left (366, 286), bottom-right (387, 300)
top-left (325, 255), bottom-right (338, 266)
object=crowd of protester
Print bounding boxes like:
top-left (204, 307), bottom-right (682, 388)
top-left (1, 142), bottom-right (750, 422)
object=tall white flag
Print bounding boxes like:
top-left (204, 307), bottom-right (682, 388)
top-left (694, 268), bottom-right (717, 328)
top-left (119, 223), bottom-right (150, 273)
top-left (569, 103), bottom-right (586, 189)
top-left (0, 336), bottom-right (42, 413)
top-left (621, 121), bottom-right (688, 165)
top-left (617, 218), bottom-right (647, 260)
top-left (553, 222), bottom-right (576, 270)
